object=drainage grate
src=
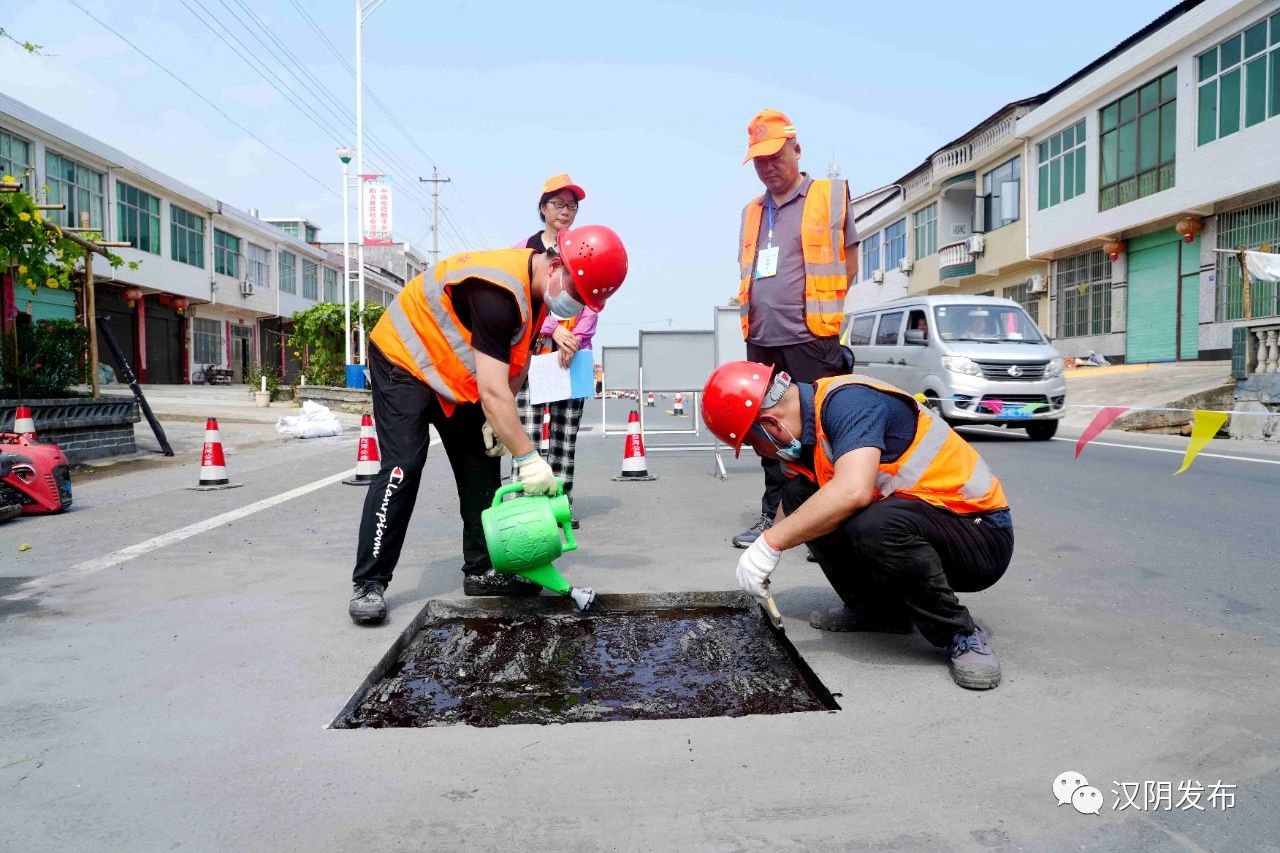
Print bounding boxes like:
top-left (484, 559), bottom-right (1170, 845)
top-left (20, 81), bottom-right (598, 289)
top-left (332, 592), bottom-right (838, 728)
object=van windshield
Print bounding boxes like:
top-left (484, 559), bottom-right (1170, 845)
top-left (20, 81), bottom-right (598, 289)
top-left (934, 304), bottom-right (1045, 343)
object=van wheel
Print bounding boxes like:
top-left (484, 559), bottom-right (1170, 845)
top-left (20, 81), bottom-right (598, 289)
top-left (1026, 421), bottom-right (1059, 441)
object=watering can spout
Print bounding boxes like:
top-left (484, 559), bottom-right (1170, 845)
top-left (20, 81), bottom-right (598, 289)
top-left (481, 478), bottom-right (592, 610)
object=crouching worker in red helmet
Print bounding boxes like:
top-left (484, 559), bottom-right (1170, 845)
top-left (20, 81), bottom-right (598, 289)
top-left (348, 225), bottom-right (628, 625)
top-left (700, 361), bottom-right (1013, 689)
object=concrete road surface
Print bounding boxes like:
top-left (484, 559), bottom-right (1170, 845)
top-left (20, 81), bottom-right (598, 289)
top-left (2, 399), bottom-right (1278, 851)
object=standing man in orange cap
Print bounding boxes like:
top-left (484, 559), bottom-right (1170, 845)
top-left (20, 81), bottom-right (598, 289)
top-left (732, 109), bottom-right (859, 550)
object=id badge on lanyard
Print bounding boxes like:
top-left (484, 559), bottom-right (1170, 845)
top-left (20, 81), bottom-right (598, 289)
top-left (754, 198), bottom-right (779, 280)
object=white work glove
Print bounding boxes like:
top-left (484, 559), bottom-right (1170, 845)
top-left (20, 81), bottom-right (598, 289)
top-left (513, 451), bottom-right (556, 495)
top-left (736, 534), bottom-right (781, 600)
top-left (481, 421), bottom-right (507, 458)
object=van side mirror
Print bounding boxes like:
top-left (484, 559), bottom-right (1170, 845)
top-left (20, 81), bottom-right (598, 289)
top-left (904, 329), bottom-right (927, 346)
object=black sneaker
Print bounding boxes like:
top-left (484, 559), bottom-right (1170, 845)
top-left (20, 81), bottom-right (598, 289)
top-left (463, 569), bottom-right (543, 597)
top-left (808, 605), bottom-right (913, 634)
top-left (732, 513), bottom-right (773, 549)
top-left (948, 626), bottom-right (1001, 689)
top-left (348, 582), bottom-right (387, 624)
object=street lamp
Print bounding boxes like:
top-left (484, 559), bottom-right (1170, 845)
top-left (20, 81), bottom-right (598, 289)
top-left (355, 0), bottom-right (385, 382)
top-left (337, 145), bottom-right (354, 374)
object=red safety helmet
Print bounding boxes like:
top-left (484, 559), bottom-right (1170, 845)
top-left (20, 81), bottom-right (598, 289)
top-left (701, 360), bottom-right (772, 457)
top-left (556, 224), bottom-right (628, 310)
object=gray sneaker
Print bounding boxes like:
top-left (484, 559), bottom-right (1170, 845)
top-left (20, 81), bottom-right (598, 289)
top-left (463, 569), bottom-right (543, 597)
top-left (809, 605), bottom-right (913, 634)
top-left (732, 514), bottom-right (773, 549)
top-left (948, 626), bottom-right (1001, 689)
top-left (348, 582), bottom-right (387, 624)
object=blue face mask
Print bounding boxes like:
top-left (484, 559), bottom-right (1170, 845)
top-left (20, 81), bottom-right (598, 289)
top-left (753, 421), bottom-right (802, 461)
top-left (546, 289), bottom-right (584, 320)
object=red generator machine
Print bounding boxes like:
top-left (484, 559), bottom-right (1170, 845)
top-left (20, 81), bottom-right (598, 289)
top-left (0, 433), bottom-right (73, 515)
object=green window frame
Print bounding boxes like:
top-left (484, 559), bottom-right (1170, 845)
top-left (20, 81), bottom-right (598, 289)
top-left (278, 251), bottom-right (297, 294)
top-left (1198, 13), bottom-right (1280, 146)
top-left (912, 203), bottom-right (937, 259)
top-left (0, 129), bottom-right (32, 179)
top-left (116, 181), bottom-right (161, 255)
top-left (1214, 198), bottom-right (1280, 321)
top-left (1055, 249), bottom-right (1113, 337)
top-left (45, 151), bottom-right (104, 229)
top-left (1037, 120), bottom-right (1087, 210)
top-left (275, 221), bottom-right (301, 238)
top-left (302, 260), bottom-right (318, 300)
top-left (214, 229), bottom-right (240, 278)
top-left (323, 267), bottom-right (340, 302)
top-left (305, 224), bottom-right (318, 243)
top-left (1099, 69), bottom-right (1177, 212)
top-left (170, 205), bottom-right (205, 268)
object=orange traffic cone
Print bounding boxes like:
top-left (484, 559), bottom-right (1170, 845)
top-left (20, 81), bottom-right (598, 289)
top-left (343, 414), bottom-right (381, 485)
top-left (612, 410), bottom-right (657, 481)
top-left (673, 394), bottom-right (685, 416)
top-left (12, 405), bottom-right (36, 439)
top-left (539, 405), bottom-right (551, 452)
top-left (188, 418), bottom-right (243, 490)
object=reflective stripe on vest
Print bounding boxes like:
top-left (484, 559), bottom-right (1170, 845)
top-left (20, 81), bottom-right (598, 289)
top-left (369, 249), bottom-right (538, 406)
top-left (737, 178), bottom-right (848, 339)
top-left (808, 375), bottom-right (1008, 514)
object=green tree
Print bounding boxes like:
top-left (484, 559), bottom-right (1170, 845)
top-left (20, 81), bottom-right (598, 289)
top-left (289, 302), bottom-right (385, 386)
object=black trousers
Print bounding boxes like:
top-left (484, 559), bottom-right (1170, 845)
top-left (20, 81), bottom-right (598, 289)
top-left (746, 337), bottom-right (848, 518)
top-left (781, 478), bottom-right (1014, 646)
top-left (352, 344), bottom-right (500, 588)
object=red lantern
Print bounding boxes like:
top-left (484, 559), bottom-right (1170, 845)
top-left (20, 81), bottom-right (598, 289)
top-left (172, 296), bottom-right (189, 315)
top-left (1175, 215), bottom-right (1203, 244)
top-left (1102, 239), bottom-right (1126, 263)
top-left (124, 286), bottom-right (143, 308)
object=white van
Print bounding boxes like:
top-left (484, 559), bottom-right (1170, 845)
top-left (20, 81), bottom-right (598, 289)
top-left (843, 295), bottom-right (1066, 440)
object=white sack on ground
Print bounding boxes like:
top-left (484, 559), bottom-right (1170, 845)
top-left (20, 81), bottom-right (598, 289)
top-left (275, 400), bottom-right (343, 438)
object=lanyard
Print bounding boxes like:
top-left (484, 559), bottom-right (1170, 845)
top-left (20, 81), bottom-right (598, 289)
top-left (764, 196), bottom-right (776, 248)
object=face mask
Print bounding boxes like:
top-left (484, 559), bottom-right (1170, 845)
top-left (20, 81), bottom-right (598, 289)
top-left (753, 421), bottom-right (802, 461)
top-left (546, 289), bottom-right (584, 320)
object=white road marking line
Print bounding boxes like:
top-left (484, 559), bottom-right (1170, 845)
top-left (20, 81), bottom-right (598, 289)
top-left (3, 469), bottom-right (354, 602)
top-left (959, 425), bottom-right (1280, 466)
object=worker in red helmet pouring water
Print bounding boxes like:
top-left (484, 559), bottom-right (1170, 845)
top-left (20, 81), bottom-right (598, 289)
top-left (348, 225), bottom-right (629, 625)
top-left (700, 361), bottom-right (1014, 689)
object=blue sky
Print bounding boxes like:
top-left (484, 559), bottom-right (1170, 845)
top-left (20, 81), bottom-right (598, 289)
top-left (2, 0), bottom-right (1173, 347)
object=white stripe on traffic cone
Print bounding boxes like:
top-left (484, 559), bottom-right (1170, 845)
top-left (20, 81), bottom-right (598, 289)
top-left (344, 414), bottom-right (381, 485)
top-left (540, 406), bottom-right (551, 452)
top-left (12, 405), bottom-right (36, 438)
top-left (673, 393), bottom-right (685, 416)
top-left (612, 409), bottom-right (657, 481)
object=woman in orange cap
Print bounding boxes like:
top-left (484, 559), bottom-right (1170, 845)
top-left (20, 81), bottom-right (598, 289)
top-left (515, 174), bottom-right (598, 528)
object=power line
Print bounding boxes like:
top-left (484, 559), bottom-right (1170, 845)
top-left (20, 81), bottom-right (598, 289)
top-left (65, 0), bottom-right (339, 199)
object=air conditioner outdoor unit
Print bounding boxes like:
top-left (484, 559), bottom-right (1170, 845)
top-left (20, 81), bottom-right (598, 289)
top-left (1028, 273), bottom-right (1046, 294)
top-left (968, 234), bottom-right (986, 254)
top-left (872, 269), bottom-right (884, 284)
top-left (899, 258), bottom-right (914, 274)
top-left (239, 280), bottom-right (254, 298)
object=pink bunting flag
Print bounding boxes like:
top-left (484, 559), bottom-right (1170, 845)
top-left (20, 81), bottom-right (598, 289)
top-left (1074, 406), bottom-right (1130, 458)
top-left (1173, 410), bottom-right (1230, 475)
top-left (981, 399), bottom-right (1004, 415)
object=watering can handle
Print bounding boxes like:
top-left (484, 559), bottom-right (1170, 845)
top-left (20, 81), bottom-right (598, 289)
top-left (489, 478), bottom-right (566, 508)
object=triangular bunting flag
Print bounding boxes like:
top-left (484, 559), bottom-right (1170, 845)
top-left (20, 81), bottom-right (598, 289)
top-left (1173, 410), bottom-right (1229, 475)
top-left (1074, 406), bottom-right (1130, 458)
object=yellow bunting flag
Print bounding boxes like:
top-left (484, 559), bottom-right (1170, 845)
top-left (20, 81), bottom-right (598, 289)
top-left (1173, 410), bottom-right (1230, 475)
top-left (913, 392), bottom-right (927, 403)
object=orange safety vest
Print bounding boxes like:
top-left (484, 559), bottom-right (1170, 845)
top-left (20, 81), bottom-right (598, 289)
top-left (536, 314), bottom-right (580, 355)
top-left (737, 178), bottom-right (848, 339)
top-left (789, 375), bottom-right (1008, 515)
top-left (369, 249), bottom-right (544, 414)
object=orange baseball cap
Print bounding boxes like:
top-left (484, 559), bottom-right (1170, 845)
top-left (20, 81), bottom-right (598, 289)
top-left (540, 173), bottom-right (586, 202)
top-left (742, 109), bottom-right (797, 163)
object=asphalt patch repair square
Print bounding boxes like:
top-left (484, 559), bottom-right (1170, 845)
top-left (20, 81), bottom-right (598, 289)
top-left (332, 592), bottom-right (839, 728)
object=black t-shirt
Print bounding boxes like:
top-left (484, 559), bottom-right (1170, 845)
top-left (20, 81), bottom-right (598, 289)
top-left (525, 232), bottom-right (551, 253)
top-left (450, 259), bottom-right (543, 363)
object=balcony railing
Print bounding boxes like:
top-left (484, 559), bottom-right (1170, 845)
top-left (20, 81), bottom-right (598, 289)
top-left (1250, 324), bottom-right (1280, 375)
top-left (938, 241), bottom-right (975, 281)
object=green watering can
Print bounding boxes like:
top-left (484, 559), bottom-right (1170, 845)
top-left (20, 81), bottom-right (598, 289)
top-left (481, 479), bottom-right (596, 612)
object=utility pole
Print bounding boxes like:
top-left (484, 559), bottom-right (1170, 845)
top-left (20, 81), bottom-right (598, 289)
top-left (419, 167), bottom-right (451, 266)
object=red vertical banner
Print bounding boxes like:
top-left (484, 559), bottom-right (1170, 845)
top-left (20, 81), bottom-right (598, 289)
top-left (361, 175), bottom-right (393, 246)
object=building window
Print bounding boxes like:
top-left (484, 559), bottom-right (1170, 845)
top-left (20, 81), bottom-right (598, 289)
top-left (980, 156), bottom-right (1021, 231)
top-left (1099, 70), bottom-right (1177, 211)
top-left (193, 317), bottom-right (223, 364)
top-left (323, 267), bottom-right (339, 302)
top-left (1215, 198), bottom-right (1280, 320)
top-left (214, 229), bottom-right (240, 277)
top-left (275, 221), bottom-right (300, 238)
top-left (1039, 121), bottom-right (1087, 211)
top-left (862, 232), bottom-right (881, 281)
top-left (246, 242), bottom-right (270, 291)
top-left (304, 224), bottom-right (318, 243)
top-left (170, 205), bottom-right (205, 268)
top-left (1198, 13), bottom-right (1280, 146)
top-left (116, 182), bottom-right (161, 254)
top-left (279, 251), bottom-right (297, 294)
top-left (302, 260), bottom-right (318, 300)
top-left (913, 203), bottom-right (937, 259)
top-left (1055, 249), bottom-right (1112, 337)
top-left (45, 151), bottom-right (104, 229)
top-left (0, 130), bottom-right (32, 179)
top-left (1004, 282), bottom-right (1041, 326)
top-left (884, 219), bottom-right (907, 270)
